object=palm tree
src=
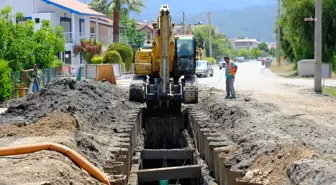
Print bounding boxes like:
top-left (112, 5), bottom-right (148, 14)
top-left (90, 0), bottom-right (145, 43)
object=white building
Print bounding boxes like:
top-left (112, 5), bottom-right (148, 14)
top-left (0, 0), bottom-right (126, 69)
top-left (232, 38), bottom-right (258, 51)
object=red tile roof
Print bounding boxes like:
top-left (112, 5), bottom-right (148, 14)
top-left (42, 0), bottom-right (105, 17)
top-left (136, 22), bottom-right (154, 31)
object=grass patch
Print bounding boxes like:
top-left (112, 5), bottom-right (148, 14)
top-left (270, 61), bottom-right (297, 77)
top-left (323, 86), bottom-right (336, 96)
top-left (269, 60), bottom-right (336, 79)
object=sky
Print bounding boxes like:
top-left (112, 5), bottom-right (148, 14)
top-left (80, 0), bottom-right (277, 20)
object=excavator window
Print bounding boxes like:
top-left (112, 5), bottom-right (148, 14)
top-left (176, 38), bottom-right (195, 71)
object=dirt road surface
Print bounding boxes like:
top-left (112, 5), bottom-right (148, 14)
top-left (195, 61), bottom-right (336, 184)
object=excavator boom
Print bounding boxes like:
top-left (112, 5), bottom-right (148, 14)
top-left (130, 5), bottom-right (198, 114)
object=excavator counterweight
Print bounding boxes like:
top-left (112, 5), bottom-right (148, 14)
top-left (129, 5), bottom-right (198, 114)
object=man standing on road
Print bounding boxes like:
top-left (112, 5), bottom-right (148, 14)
top-left (224, 57), bottom-right (238, 99)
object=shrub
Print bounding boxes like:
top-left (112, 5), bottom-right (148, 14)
top-left (73, 39), bottom-right (102, 63)
top-left (91, 56), bottom-right (104, 64)
top-left (51, 56), bottom-right (64, 68)
top-left (206, 57), bottom-right (215, 64)
top-left (0, 59), bottom-right (13, 101)
top-left (103, 51), bottom-right (122, 64)
top-left (108, 43), bottom-right (133, 71)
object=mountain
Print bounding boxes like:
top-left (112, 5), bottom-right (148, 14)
top-left (134, 4), bottom-right (277, 42)
top-left (182, 4), bottom-right (278, 42)
top-left (79, 0), bottom-right (277, 42)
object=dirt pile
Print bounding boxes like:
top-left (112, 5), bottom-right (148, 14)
top-left (0, 79), bottom-right (141, 184)
top-left (1, 79), bottom-right (140, 126)
top-left (191, 89), bottom-right (336, 185)
top-left (0, 110), bottom-right (78, 138)
top-left (0, 151), bottom-right (101, 185)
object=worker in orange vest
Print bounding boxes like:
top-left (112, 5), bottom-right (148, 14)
top-left (224, 57), bottom-right (238, 99)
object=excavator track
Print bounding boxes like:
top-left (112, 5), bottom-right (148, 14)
top-left (183, 75), bottom-right (198, 104)
top-left (129, 75), bottom-right (146, 103)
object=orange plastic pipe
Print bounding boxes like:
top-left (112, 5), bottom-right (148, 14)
top-left (0, 143), bottom-right (110, 185)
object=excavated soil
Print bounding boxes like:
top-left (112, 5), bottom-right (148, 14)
top-left (0, 79), bottom-right (141, 184)
top-left (0, 111), bottom-right (78, 138)
top-left (189, 88), bottom-right (336, 185)
top-left (1, 77), bottom-right (336, 185)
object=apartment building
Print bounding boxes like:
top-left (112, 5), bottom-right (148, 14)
top-left (0, 0), bottom-right (126, 68)
top-left (232, 38), bottom-right (258, 51)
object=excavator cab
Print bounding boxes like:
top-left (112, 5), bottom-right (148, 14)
top-left (174, 36), bottom-right (196, 76)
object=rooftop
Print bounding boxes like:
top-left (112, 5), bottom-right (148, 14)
top-left (234, 39), bottom-right (258, 42)
top-left (136, 22), bottom-right (154, 31)
top-left (41, 0), bottom-right (106, 17)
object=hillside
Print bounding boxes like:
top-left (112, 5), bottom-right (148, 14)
top-left (79, 0), bottom-right (277, 42)
top-left (182, 4), bottom-right (277, 42)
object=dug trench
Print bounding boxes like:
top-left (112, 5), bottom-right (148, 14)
top-left (111, 90), bottom-right (336, 185)
top-left (1, 80), bottom-right (336, 185)
top-left (110, 107), bottom-right (254, 185)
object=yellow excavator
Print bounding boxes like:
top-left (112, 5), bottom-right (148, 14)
top-left (196, 47), bottom-right (206, 60)
top-left (129, 5), bottom-right (198, 113)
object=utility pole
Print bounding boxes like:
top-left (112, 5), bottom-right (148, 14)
top-left (206, 12), bottom-right (213, 58)
top-left (182, 12), bottom-right (185, 34)
top-left (276, 0), bottom-right (281, 66)
top-left (314, 0), bottom-right (322, 93)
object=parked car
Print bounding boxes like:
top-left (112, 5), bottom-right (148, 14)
top-left (196, 60), bottom-right (214, 77)
top-left (219, 60), bottom-right (226, 70)
top-left (237, 57), bottom-right (245, 63)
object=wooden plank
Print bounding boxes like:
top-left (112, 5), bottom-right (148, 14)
top-left (135, 165), bottom-right (201, 183)
top-left (141, 149), bottom-right (194, 160)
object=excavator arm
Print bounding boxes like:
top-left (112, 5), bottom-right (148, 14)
top-left (130, 5), bottom-right (198, 114)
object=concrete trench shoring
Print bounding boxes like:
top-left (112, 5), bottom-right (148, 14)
top-left (105, 108), bottom-right (264, 185)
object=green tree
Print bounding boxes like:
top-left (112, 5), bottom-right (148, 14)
top-left (0, 59), bottom-right (12, 101)
top-left (123, 19), bottom-right (146, 49)
top-left (193, 25), bottom-right (232, 58)
top-left (257, 42), bottom-right (269, 53)
top-left (239, 48), bottom-right (251, 59)
top-left (268, 48), bottom-right (276, 57)
top-left (0, 7), bottom-right (64, 71)
top-left (90, 0), bottom-right (145, 43)
top-left (278, 0), bottom-right (336, 71)
top-left (251, 48), bottom-right (262, 58)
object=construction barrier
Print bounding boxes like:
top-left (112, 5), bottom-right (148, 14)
top-left (85, 64), bottom-right (116, 85)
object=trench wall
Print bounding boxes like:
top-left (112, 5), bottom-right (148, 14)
top-left (104, 108), bottom-right (263, 185)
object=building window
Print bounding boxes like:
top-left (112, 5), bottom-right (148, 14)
top-left (147, 32), bottom-right (151, 40)
top-left (90, 27), bottom-right (95, 33)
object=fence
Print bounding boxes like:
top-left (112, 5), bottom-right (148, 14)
top-left (10, 66), bottom-right (73, 98)
top-left (9, 63), bottom-right (133, 98)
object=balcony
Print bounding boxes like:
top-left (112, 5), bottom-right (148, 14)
top-left (63, 32), bottom-right (127, 46)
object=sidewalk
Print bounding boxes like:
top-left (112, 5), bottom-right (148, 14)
top-left (116, 74), bottom-right (134, 80)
